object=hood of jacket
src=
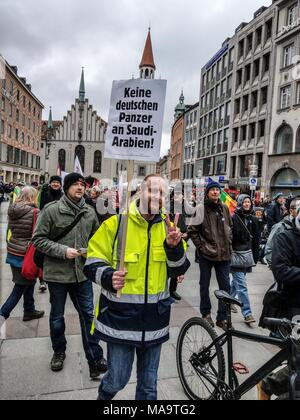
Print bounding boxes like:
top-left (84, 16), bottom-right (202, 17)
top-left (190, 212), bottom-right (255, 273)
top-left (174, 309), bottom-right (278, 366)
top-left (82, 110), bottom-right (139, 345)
top-left (8, 203), bottom-right (35, 220)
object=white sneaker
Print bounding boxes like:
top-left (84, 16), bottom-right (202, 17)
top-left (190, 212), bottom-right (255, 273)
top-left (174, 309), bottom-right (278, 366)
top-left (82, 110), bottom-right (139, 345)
top-left (0, 315), bottom-right (6, 339)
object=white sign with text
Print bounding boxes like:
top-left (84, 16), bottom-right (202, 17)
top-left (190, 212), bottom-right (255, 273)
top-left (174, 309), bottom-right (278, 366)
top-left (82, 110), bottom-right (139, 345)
top-left (105, 79), bottom-right (167, 162)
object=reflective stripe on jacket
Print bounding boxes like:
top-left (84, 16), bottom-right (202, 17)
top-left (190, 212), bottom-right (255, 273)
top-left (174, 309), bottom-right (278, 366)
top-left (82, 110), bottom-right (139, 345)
top-left (85, 200), bottom-right (190, 347)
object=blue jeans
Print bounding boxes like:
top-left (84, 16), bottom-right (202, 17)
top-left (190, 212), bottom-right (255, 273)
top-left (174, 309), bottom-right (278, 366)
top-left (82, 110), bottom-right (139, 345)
top-left (231, 272), bottom-right (252, 317)
top-left (0, 283), bottom-right (35, 319)
top-left (47, 280), bottom-right (103, 364)
top-left (199, 256), bottom-right (231, 321)
top-left (98, 342), bottom-right (162, 400)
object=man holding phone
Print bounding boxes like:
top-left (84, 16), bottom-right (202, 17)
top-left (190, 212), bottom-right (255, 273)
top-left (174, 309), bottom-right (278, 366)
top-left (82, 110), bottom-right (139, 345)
top-left (32, 173), bottom-right (107, 377)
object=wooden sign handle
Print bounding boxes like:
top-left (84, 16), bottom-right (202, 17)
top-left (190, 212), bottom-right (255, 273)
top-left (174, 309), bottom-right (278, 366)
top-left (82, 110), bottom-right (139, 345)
top-left (117, 160), bottom-right (134, 298)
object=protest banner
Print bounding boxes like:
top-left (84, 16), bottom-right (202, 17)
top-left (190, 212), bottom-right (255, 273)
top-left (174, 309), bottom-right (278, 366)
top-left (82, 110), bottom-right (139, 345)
top-left (105, 79), bottom-right (167, 162)
top-left (105, 78), bottom-right (167, 297)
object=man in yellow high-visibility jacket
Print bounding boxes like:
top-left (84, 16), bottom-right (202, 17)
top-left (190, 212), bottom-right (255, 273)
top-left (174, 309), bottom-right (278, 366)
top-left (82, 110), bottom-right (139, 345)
top-left (84, 174), bottom-right (190, 400)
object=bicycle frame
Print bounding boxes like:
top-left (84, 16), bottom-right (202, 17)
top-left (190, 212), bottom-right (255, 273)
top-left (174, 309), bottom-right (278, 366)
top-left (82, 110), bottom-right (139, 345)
top-left (199, 307), bottom-right (291, 400)
top-left (216, 328), bottom-right (289, 400)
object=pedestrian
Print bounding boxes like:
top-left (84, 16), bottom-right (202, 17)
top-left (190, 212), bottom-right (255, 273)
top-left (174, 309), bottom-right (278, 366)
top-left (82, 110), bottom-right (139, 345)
top-left (38, 175), bottom-right (63, 293)
top-left (39, 176), bottom-right (63, 210)
top-left (257, 206), bottom-right (300, 400)
top-left (85, 186), bottom-right (101, 222)
top-left (266, 193), bottom-right (288, 233)
top-left (264, 198), bottom-right (300, 267)
top-left (32, 173), bottom-right (107, 377)
top-left (0, 187), bottom-right (44, 332)
top-left (230, 195), bottom-right (260, 324)
top-left (84, 174), bottom-right (190, 400)
top-left (188, 181), bottom-right (233, 331)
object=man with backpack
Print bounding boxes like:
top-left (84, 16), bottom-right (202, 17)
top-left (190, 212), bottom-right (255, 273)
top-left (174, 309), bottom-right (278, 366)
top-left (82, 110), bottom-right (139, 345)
top-left (32, 173), bottom-right (107, 377)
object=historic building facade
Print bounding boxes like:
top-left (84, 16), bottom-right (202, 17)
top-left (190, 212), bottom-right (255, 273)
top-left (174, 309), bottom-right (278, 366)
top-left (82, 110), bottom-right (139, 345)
top-left (41, 69), bottom-right (113, 182)
top-left (0, 58), bottom-right (43, 184)
top-left (267, 0), bottom-right (300, 196)
top-left (229, 4), bottom-right (277, 194)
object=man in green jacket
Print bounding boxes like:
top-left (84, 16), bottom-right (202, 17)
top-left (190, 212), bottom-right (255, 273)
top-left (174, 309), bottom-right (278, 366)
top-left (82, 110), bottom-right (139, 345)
top-left (32, 173), bottom-right (107, 377)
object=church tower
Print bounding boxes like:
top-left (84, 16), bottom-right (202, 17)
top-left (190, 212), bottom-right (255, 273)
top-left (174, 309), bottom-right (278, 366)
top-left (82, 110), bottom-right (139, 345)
top-left (139, 28), bottom-right (156, 80)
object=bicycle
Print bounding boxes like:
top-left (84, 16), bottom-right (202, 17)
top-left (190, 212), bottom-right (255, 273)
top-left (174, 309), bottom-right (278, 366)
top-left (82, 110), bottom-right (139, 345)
top-left (176, 290), bottom-right (300, 400)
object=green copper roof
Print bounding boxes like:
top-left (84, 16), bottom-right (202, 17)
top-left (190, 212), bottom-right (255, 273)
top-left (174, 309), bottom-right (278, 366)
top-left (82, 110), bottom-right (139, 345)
top-left (79, 67), bottom-right (85, 102)
top-left (47, 107), bottom-right (53, 129)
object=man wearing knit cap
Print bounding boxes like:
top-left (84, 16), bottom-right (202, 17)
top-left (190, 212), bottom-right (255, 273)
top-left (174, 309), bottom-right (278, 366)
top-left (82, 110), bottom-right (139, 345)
top-left (188, 181), bottom-right (233, 331)
top-left (32, 173), bottom-right (107, 377)
top-left (40, 175), bottom-right (63, 211)
top-left (39, 175), bottom-right (64, 292)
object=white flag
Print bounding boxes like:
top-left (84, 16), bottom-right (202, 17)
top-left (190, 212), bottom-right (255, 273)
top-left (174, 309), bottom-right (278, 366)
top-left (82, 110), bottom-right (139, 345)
top-left (74, 156), bottom-right (83, 176)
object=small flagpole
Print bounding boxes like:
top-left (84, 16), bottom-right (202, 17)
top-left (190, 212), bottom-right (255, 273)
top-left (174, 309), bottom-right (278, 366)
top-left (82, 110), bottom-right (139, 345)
top-left (117, 160), bottom-right (134, 298)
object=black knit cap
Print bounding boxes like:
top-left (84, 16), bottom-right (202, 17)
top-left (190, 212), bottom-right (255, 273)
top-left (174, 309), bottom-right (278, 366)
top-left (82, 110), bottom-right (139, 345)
top-left (205, 181), bottom-right (221, 197)
top-left (49, 175), bottom-right (62, 185)
top-left (63, 173), bottom-right (86, 193)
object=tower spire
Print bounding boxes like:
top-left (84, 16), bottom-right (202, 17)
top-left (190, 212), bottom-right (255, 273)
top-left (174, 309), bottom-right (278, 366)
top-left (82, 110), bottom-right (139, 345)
top-left (79, 67), bottom-right (85, 102)
top-left (139, 28), bottom-right (156, 79)
top-left (48, 106), bottom-right (53, 130)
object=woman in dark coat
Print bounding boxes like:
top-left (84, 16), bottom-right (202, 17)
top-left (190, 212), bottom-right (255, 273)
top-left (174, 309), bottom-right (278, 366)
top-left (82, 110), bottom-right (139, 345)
top-left (0, 187), bottom-right (44, 332)
top-left (230, 194), bottom-right (260, 324)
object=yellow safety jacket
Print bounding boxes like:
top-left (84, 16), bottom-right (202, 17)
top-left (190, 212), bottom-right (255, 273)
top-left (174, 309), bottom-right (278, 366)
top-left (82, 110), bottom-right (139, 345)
top-left (85, 200), bottom-right (190, 347)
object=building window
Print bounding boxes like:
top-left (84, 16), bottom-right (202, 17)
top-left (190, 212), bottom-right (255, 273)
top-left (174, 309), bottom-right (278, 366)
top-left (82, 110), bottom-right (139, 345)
top-left (261, 86), bottom-right (268, 105)
top-left (0, 119), bottom-right (4, 135)
top-left (93, 150), bottom-right (102, 173)
top-left (265, 19), bottom-right (273, 41)
top-left (287, 3), bottom-right (298, 26)
top-left (256, 27), bottom-right (262, 48)
top-left (283, 44), bottom-right (294, 68)
top-left (203, 157), bottom-right (214, 176)
top-left (16, 109), bottom-right (19, 122)
top-left (15, 128), bottom-right (19, 141)
top-left (296, 82), bottom-right (300, 105)
top-left (75, 145), bottom-right (85, 172)
top-left (58, 149), bottom-right (66, 171)
top-left (215, 155), bottom-right (227, 175)
top-left (138, 166), bottom-right (146, 177)
top-left (274, 124), bottom-right (293, 154)
top-left (263, 53), bottom-right (270, 73)
top-left (231, 157), bottom-right (237, 178)
top-left (1, 96), bottom-right (5, 111)
top-left (280, 85), bottom-right (291, 109)
top-left (296, 126), bottom-right (300, 152)
top-left (259, 120), bottom-right (266, 138)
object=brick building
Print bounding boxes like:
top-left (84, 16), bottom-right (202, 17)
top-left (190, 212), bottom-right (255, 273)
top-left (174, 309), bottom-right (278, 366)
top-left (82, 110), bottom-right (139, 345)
top-left (0, 58), bottom-right (44, 184)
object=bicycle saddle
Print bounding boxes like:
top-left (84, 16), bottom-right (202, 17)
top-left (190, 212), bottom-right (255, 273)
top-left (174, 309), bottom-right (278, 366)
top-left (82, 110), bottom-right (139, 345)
top-left (214, 290), bottom-right (243, 308)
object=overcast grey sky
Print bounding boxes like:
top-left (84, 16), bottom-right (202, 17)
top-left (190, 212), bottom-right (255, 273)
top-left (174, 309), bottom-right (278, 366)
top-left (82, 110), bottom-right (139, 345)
top-left (0, 0), bottom-right (272, 156)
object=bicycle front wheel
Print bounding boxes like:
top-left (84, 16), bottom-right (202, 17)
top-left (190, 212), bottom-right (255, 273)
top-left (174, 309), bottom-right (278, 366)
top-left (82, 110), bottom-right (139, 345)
top-left (177, 317), bottom-right (226, 400)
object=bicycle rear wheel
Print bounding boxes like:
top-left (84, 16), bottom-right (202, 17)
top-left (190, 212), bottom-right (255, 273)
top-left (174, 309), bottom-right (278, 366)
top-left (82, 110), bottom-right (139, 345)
top-left (177, 317), bottom-right (226, 400)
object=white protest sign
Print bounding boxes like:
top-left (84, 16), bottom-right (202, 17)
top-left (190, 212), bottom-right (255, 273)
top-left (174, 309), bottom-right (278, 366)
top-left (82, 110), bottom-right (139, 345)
top-left (105, 79), bottom-right (167, 162)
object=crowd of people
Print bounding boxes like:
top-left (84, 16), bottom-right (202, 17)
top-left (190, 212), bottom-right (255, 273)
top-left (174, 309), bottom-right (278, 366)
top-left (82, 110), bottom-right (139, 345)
top-left (0, 173), bottom-right (300, 400)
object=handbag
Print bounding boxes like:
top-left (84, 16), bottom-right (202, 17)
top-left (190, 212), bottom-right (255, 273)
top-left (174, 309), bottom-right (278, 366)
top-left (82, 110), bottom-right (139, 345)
top-left (22, 208), bottom-right (42, 281)
top-left (231, 250), bottom-right (255, 269)
top-left (34, 212), bottom-right (85, 269)
top-left (231, 215), bottom-right (255, 269)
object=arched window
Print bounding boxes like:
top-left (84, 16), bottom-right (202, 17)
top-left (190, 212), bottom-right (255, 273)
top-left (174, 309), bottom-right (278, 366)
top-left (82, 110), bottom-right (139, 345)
top-left (93, 150), bottom-right (102, 173)
top-left (145, 69), bottom-right (149, 78)
top-left (273, 124), bottom-right (293, 154)
top-left (58, 149), bottom-right (66, 171)
top-left (75, 145), bottom-right (85, 172)
top-left (296, 126), bottom-right (300, 153)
